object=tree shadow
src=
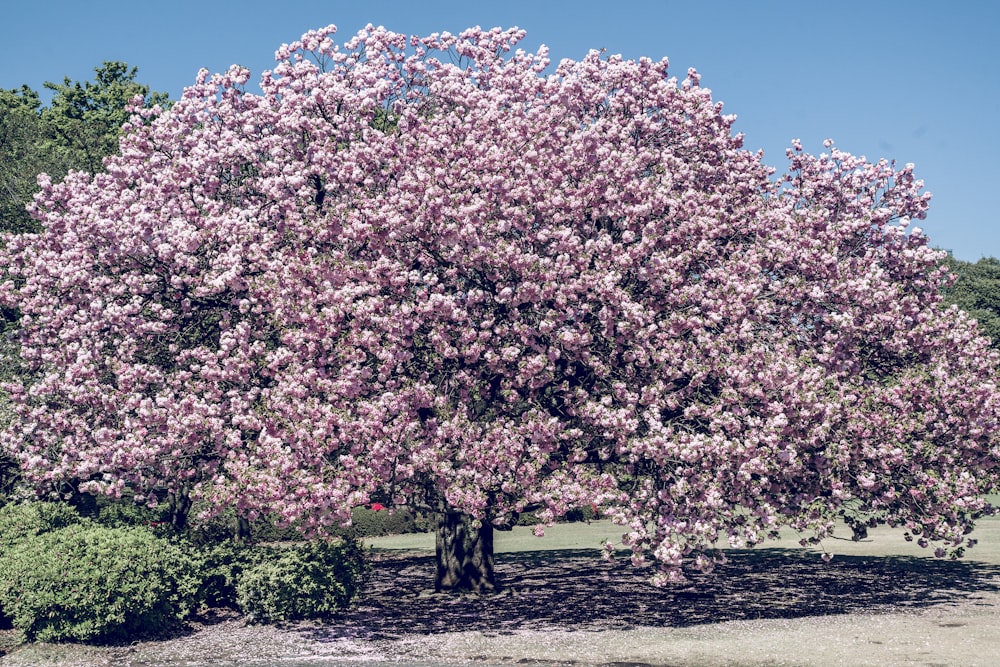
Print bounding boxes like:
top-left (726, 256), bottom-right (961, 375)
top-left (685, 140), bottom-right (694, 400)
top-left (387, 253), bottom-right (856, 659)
top-left (300, 547), bottom-right (1000, 642)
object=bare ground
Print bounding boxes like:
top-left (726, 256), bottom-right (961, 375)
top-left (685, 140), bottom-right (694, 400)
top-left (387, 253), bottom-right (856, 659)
top-left (3, 546), bottom-right (1000, 667)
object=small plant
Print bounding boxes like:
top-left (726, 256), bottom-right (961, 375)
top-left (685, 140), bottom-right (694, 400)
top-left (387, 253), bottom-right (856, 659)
top-left (0, 523), bottom-right (199, 642)
top-left (178, 502), bottom-right (302, 545)
top-left (249, 514), bottom-right (309, 543)
top-left (236, 538), bottom-right (368, 623)
top-left (180, 502), bottom-right (241, 545)
top-left (0, 453), bottom-right (19, 505)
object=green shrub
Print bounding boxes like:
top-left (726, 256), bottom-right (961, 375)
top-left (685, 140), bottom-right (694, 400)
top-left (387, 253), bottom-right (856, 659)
top-left (348, 505), bottom-right (432, 537)
top-left (0, 523), bottom-right (199, 642)
top-left (176, 502), bottom-right (236, 545)
top-left (92, 497), bottom-right (167, 530)
top-left (516, 504), bottom-right (600, 526)
top-left (181, 503), bottom-right (303, 545)
top-left (563, 504), bottom-right (600, 523)
top-left (0, 453), bottom-right (19, 505)
top-left (0, 501), bottom-right (85, 629)
top-left (0, 500), bottom-right (83, 555)
top-left (250, 514), bottom-right (308, 543)
top-left (236, 539), bottom-right (368, 623)
top-left (195, 541), bottom-right (272, 609)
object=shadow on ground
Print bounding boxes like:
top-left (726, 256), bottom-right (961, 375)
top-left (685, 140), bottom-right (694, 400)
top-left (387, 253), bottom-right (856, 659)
top-left (300, 548), bottom-right (1000, 642)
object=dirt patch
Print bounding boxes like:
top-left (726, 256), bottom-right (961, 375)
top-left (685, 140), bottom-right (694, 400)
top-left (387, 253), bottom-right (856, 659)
top-left (3, 548), bottom-right (999, 666)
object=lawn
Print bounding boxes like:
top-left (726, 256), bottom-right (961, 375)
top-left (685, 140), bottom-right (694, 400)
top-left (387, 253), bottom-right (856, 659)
top-left (367, 513), bottom-right (1000, 566)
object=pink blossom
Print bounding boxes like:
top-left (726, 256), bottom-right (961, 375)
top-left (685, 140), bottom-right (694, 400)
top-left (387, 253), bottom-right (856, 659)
top-left (0, 23), bottom-right (996, 584)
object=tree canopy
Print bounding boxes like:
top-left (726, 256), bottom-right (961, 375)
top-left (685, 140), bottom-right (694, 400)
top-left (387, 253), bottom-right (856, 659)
top-left (2, 25), bottom-right (998, 591)
top-left (941, 256), bottom-right (1000, 347)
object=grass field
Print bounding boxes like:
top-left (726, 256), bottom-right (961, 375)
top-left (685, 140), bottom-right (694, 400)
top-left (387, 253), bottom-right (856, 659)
top-left (368, 513), bottom-right (1000, 565)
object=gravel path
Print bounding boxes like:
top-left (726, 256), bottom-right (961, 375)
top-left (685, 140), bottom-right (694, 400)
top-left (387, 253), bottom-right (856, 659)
top-left (3, 548), bottom-right (999, 667)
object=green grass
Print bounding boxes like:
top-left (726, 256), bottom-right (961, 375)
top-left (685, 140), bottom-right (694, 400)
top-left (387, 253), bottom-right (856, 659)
top-left (365, 520), bottom-right (623, 554)
top-left (367, 514), bottom-right (1000, 565)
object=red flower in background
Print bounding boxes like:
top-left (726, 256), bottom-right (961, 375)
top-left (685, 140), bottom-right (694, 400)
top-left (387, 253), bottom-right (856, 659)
top-left (370, 503), bottom-right (386, 512)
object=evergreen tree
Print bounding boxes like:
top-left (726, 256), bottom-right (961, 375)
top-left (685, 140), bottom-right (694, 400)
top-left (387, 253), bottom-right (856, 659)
top-left (941, 256), bottom-right (1000, 347)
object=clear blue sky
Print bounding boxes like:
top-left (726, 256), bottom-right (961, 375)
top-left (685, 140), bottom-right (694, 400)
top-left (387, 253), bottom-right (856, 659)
top-left (2, 0), bottom-right (998, 261)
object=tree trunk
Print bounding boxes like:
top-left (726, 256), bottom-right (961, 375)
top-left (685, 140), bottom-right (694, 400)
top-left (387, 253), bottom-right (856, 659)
top-left (435, 511), bottom-right (496, 593)
top-left (234, 515), bottom-right (252, 542)
top-left (168, 488), bottom-right (192, 531)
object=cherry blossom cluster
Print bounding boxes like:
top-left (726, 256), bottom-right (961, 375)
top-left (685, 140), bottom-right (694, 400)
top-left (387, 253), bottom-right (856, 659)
top-left (3, 23), bottom-right (998, 582)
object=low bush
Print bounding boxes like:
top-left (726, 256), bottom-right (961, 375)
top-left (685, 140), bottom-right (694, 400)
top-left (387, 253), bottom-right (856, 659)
top-left (0, 453), bottom-right (19, 505)
top-left (348, 505), bottom-right (433, 537)
top-left (195, 541), bottom-right (271, 609)
top-left (178, 502), bottom-right (238, 545)
top-left (516, 504), bottom-right (600, 526)
top-left (249, 514), bottom-right (309, 543)
top-left (179, 503), bottom-right (302, 545)
top-left (0, 523), bottom-right (199, 642)
top-left (236, 538), bottom-right (368, 623)
top-left (0, 500), bottom-right (83, 555)
top-left (92, 497), bottom-right (168, 530)
top-left (0, 501), bottom-right (86, 629)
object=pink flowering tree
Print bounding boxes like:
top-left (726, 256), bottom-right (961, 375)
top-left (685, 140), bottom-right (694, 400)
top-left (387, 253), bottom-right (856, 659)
top-left (3, 24), bottom-right (999, 592)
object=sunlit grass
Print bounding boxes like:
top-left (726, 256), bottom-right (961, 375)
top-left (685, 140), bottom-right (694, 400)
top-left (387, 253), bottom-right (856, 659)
top-left (367, 513), bottom-right (1000, 565)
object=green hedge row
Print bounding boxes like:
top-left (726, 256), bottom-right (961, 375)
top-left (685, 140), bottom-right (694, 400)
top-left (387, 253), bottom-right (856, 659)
top-left (0, 502), bottom-right (368, 643)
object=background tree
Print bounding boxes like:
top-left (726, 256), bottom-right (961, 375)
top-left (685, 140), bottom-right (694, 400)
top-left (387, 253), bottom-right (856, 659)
top-left (0, 62), bottom-right (168, 235)
top-left (2, 25), bottom-right (998, 593)
top-left (940, 255), bottom-right (1000, 347)
top-left (0, 86), bottom-right (50, 235)
top-left (41, 61), bottom-right (171, 174)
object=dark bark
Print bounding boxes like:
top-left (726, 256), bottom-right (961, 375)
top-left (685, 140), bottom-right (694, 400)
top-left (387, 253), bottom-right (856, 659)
top-left (168, 488), bottom-right (192, 531)
top-left (434, 511), bottom-right (496, 593)
top-left (234, 515), bottom-right (252, 542)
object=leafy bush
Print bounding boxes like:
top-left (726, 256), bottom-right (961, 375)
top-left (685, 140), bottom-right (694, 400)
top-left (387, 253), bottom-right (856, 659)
top-left (249, 514), bottom-right (309, 543)
top-left (93, 497), bottom-right (303, 544)
top-left (0, 453), bottom-right (19, 505)
top-left (0, 501), bottom-right (85, 629)
top-left (348, 505), bottom-right (432, 537)
top-left (564, 505), bottom-right (600, 523)
top-left (0, 523), bottom-right (199, 642)
top-left (236, 539), bottom-right (368, 623)
top-left (178, 502), bottom-right (301, 545)
top-left (195, 541), bottom-right (272, 609)
top-left (175, 501), bottom-right (237, 545)
top-left (91, 497), bottom-right (167, 529)
top-left (0, 500), bottom-right (83, 555)
top-left (516, 504), bottom-right (600, 526)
